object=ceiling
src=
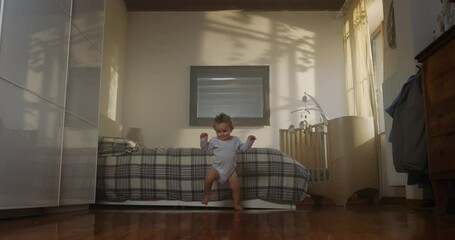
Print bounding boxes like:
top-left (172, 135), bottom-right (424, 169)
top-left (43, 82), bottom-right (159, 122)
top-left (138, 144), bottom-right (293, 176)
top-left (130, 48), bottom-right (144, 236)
top-left (123, 0), bottom-right (346, 12)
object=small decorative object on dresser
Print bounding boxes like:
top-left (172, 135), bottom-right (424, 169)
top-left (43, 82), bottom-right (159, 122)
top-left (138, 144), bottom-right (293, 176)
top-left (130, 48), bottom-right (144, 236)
top-left (415, 25), bottom-right (455, 215)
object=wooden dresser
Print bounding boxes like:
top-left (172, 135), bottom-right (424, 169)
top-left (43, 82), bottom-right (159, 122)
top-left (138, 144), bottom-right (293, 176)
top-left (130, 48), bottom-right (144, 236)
top-left (416, 26), bottom-right (455, 215)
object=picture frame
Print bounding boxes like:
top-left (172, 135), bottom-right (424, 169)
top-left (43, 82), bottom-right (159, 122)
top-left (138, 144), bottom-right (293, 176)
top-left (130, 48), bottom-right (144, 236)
top-left (189, 65), bottom-right (270, 126)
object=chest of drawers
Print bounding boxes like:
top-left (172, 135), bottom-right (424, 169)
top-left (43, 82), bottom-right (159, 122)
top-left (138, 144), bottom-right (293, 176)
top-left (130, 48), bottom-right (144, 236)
top-left (416, 25), bottom-right (455, 215)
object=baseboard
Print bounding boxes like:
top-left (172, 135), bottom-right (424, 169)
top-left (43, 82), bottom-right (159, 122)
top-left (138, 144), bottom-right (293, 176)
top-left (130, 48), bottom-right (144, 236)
top-left (0, 208), bottom-right (43, 220)
top-left (300, 196), bottom-right (425, 209)
top-left (43, 204), bottom-right (90, 214)
top-left (0, 205), bottom-right (90, 220)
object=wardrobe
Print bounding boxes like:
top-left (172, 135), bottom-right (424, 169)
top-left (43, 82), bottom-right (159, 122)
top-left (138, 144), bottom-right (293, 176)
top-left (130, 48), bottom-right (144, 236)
top-left (0, 0), bottom-right (105, 211)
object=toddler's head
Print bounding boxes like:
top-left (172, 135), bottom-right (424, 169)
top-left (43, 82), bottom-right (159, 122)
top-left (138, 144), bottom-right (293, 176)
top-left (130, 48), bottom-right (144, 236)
top-left (213, 113), bottom-right (234, 140)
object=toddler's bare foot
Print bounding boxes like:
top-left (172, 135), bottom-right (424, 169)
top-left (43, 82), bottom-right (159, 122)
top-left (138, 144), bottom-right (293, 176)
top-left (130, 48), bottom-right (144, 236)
top-left (233, 205), bottom-right (243, 211)
top-left (201, 194), bottom-right (210, 205)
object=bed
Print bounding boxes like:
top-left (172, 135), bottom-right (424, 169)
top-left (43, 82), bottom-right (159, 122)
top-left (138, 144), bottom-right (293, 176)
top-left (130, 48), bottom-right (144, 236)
top-left (96, 137), bottom-right (310, 210)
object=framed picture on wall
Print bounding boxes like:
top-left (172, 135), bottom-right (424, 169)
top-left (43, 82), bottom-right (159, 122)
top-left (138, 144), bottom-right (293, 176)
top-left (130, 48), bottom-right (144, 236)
top-left (189, 65), bottom-right (270, 126)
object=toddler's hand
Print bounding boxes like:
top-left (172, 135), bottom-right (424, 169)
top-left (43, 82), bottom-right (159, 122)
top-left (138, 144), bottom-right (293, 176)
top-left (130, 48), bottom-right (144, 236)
top-left (248, 135), bottom-right (256, 141)
top-left (200, 132), bottom-right (208, 141)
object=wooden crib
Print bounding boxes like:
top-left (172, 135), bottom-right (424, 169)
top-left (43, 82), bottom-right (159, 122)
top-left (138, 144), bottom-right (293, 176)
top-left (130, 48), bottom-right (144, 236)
top-left (280, 116), bottom-right (379, 206)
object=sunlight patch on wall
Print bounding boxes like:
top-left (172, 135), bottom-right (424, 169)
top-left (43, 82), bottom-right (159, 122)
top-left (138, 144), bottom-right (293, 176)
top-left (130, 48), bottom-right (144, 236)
top-left (200, 11), bottom-right (318, 130)
top-left (200, 11), bottom-right (315, 66)
top-left (107, 65), bottom-right (118, 121)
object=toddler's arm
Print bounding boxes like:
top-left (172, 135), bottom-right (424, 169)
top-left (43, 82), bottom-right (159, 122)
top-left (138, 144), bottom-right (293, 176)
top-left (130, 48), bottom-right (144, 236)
top-left (238, 135), bottom-right (256, 152)
top-left (200, 132), bottom-right (209, 152)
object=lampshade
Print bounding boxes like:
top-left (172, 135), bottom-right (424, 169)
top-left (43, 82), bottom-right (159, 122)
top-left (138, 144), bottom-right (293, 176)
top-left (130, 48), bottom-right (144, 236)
top-left (126, 127), bottom-right (144, 144)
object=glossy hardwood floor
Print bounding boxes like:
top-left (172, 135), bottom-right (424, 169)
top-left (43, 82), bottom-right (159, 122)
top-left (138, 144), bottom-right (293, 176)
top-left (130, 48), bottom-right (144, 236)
top-left (1, 204), bottom-right (455, 240)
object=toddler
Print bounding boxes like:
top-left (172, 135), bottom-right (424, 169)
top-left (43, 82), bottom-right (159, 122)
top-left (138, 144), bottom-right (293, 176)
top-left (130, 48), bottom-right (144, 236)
top-left (200, 113), bottom-right (256, 211)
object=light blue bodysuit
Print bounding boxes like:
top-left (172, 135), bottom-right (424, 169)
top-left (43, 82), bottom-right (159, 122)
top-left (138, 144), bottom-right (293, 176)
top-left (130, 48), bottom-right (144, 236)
top-left (200, 136), bottom-right (254, 183)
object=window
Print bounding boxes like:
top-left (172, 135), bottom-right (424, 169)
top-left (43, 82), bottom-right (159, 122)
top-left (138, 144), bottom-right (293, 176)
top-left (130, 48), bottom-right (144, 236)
top-left (189, 65), bottom-right (270, 126)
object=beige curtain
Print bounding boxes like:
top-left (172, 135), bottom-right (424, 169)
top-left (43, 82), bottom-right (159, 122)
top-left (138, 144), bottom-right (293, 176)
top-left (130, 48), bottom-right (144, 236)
top-left (343, 0), bottom-right (380, 172)
top-left (343, 0), bottom-right (377, 119)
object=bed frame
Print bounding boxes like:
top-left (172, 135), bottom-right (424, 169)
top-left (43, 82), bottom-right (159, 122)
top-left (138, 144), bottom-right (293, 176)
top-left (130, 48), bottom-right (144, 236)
top-left (97, 199), bottom-right (296, 210)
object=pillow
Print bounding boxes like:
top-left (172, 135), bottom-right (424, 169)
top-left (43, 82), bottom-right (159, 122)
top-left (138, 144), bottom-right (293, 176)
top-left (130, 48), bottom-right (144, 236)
top-left (98, 137), bottom-right (138, 156)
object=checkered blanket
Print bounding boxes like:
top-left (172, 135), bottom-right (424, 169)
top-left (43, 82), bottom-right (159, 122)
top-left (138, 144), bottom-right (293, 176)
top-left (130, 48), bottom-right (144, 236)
top-left (97, 142), bottom-right (310, 203)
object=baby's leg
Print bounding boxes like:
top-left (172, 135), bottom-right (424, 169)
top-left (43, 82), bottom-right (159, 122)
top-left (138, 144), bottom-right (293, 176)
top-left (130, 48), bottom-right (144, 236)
top-left (228, 171), bottom-right (243, 211)
top-left (202, 168), bottom-right (219, 205)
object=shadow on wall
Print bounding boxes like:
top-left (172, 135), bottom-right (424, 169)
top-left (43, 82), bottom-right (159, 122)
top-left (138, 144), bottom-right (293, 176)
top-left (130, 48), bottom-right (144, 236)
top-left (124, 11), bottom-right (344, 147)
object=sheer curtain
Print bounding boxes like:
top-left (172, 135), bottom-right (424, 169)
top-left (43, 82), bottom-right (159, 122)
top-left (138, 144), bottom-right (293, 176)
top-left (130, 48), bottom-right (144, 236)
top-left (343, 0), bottom-right (377, 119)
top-left (343, 0), bottom-right (380, 171)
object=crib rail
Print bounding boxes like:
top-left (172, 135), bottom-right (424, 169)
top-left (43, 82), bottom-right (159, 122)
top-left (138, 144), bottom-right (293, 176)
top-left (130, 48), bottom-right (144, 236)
top-left (280, 116), bottom-right (379, 206)
top-left (279, 123), bottom-right (329, 182)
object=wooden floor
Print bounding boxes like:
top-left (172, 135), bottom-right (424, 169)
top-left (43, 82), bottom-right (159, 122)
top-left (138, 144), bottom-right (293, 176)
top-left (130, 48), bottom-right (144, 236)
top-left (1, 204), bottom-right (455, 240)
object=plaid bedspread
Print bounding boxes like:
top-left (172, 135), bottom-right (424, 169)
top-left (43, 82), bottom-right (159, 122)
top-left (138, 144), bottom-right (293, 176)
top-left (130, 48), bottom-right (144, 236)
top-left (97, 145), bottom-right (310, 203)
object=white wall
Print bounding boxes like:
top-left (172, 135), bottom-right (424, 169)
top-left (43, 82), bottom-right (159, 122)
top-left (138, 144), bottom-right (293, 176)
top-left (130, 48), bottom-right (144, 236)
top-left (382, 0), bottom-right (440, 86)
top-left (393, 0), bottom-right (441, 86)
top-left (123, 11), bottom-right (345, 148)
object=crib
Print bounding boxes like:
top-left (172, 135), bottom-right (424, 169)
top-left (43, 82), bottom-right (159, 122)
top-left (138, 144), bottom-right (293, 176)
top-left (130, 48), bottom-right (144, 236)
top-left (280, 116), bottom-right (379, 206)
